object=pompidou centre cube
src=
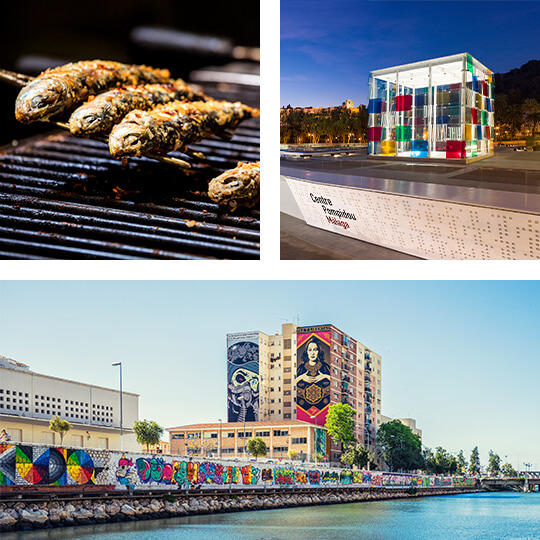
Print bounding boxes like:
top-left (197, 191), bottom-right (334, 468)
top-left (368, 53), bottom-right (494, 161)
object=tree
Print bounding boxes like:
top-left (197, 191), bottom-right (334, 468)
top-left (377, 420), bottom-right (423, 472)
top-left (49, 416), bottom-right (71, 445)
top-left (246, 437), bottom-right (267, 460)
top-left (501, 463), bottom-right (518, 477)
top-left (457, 450), bottom-right (467, 474)
top-left (469, 446), bottom-right (481, 475)
top-left (287, 449), bottom-right (298, 461)
top-left (202, 440), bottom-right (217, 457)
top-left (522, 98), bottom-right (540, 136)
top-left (313, 452), bottom-right (325, 463)
top-left (325, 403), bottom-right (357, 452)
top-left (341, 444), bottom-right (372, 469)
top-left (133, 419), bottom-right (164, 452)
top-left (487, 450), bottom-right (501, 476)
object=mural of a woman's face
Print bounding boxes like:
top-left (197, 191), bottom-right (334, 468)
top-left (307, 342), bottom-right (319, 363)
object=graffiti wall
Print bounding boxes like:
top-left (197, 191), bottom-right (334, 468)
top-left (0, 443), bottom-right (471, 491)
top-left (296, 325), bottom-right (332, 426)
top-left (0, 444), bottom-right (109, 486)
top-left (227, 332), bottom-right (260, 422)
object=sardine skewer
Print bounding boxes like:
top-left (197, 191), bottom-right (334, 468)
top-left (54, 121), bottom-right (191, 170)
top-left (108, 100), bottom-right (259, 158)
top-left (208, 161), bottom-right (260, 210)
top-left (69, 81), bottom-right (208, 136)
top-left (0, 68), bottom-right (34, 87)
top-left (15, 60), bottom-right (171, 123)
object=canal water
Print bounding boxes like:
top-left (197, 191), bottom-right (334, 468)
top-left (5, 492), bottom-right (540, 540)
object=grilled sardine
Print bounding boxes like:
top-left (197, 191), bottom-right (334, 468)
top-left (208, 161), bottom-right (260, 209)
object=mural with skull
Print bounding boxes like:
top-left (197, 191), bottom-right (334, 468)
top-left (227, 333), bottom-right (260, 422)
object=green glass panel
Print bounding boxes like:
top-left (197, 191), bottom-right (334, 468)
top-left (467, 54), bottom-right (474, 73)
top-left (449, 104), bottom-right (460, 117)
top-left (482, 111), bottom-right (487, 125)
top-left (396, 125), bottom-right (411, 141)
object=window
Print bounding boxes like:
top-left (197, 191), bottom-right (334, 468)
top-left (221, 448), bottom-right (235, 454)
top-left (238, 431), bottom-right (252, 438)
top-left (284, 339), bottom-right (291, 349)
top-left (292, 437), bottom-right (307, 444)
top-left (255, 431), bottom-right (270, 437)
top-left (227, 432), bottom-right (235, 438)
top-left (172, 433), bottom-right (184, 439)
top-left (273, 429), bottom-right (288, 437)
top-left (284, 413), bottom-right (291, 419)
top-left (273, 446), bottom-right (288, 453)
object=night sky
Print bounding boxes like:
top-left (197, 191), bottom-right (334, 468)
top-left (281, 0), bottom-right (540, 108)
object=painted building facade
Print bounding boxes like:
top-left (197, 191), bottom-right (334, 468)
top-left (0, 355), bottom-right (139, 451)
top-left (226, 324), bottom-right (382, 463)
top-left (167, 420), bottom-right (327, 461)
top-left (368, 53), bottom-right (494, 161)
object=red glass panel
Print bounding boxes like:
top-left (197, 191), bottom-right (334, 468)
top-left (446, 140), bottom-right (465, 159)
top-left (395, 95), bottom-right (412, 111)
top-left (471, 108), bottom-right (478, 124)
top-left (368, 127), bottom-right (382, 142)
top-left (482, 81), bottom-right (488, 96)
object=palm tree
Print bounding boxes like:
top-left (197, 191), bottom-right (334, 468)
top-left (522, 98), bottom-right (540, 136)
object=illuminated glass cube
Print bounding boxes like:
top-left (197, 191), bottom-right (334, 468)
top-left (368, 53), bottom-right (494, 160)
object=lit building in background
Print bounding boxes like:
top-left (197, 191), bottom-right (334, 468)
top-left (227, 324), bottom-right (382, 462)
top-left (0, 355), bottom-right (140, 451)
top-left (368, 53), bottom-right (494, 161)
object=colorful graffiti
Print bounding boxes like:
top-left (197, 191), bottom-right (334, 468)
top-left (296, 326), bottom-right (332, 426)
top-left (0, 444), bottom-right (106, 486)
top-left (0, 443), bottom-right (475, 492)
top-left (227, 332), bottom-right (260, 422)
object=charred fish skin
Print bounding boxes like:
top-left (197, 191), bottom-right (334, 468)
top-left (109, 100), bottom-right (259, 158)
top-left (208, 161), bottom-right (260, 209)
top-left (69, 80), bottom-right (208, 136)
top-left (15, 60), bottom-right (170, 123)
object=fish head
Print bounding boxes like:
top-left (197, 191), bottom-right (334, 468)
top-left (15, 78), bottom-right (67, 123)
top-left (109, 111), bottom-right (149, 158)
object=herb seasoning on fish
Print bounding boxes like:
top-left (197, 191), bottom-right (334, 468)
top-left (208, 161), bottom-right (260, 210)
top-left (108, 100), bottom-right (259, 158)
top-left (69, 80), bottom-right (207, 136)
top-left (15, 60), bottom-right (170, 123)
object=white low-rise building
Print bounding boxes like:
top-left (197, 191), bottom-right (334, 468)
top-left (0, 355), bottom-right (140, 451)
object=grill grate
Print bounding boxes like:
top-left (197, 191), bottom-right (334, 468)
top-left (0, 115), bottom-right (259, 259)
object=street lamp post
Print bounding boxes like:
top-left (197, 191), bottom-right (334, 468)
top-left (218, 418), bottom-right (223, 459)
top-left (111, 362), bottom-right (123, 451)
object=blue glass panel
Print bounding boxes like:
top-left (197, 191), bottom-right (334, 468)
top-left (368, 99), bottom-right (383, 114)
top-left (477, 124), bottom-right (483, 140)
top-left (473, 75), bottom-right (479, 93)
top-left (411, 140), bottom-right (428, 158)
top-left (436, 115), bottom-right (450, 125)
top-left (486, 98), bottom-right (491, 112)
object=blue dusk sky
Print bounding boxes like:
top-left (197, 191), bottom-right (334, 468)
top-left (281, 0), bottom-right (540, 108)
top-left (1, 280), bottom-right (539, 470)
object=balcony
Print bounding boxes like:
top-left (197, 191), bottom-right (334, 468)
top-left (341, 374), bottom-right (351, 382)
top-left (365, 363), bottom-right (372, 372)
top-left (364, 375), bottom-right (371, 383)
top-left (364, 386), bottom-right (372, 394)
top-left (365, 353), bottom-right (371, 360)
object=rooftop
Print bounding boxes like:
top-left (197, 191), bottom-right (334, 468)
top-left (167, 420), bottom-right (322, 431)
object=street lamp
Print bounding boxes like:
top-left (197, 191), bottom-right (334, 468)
top-left (111, 362), bottom-right (123, 451)
top-left (218, 418), bottom-right (223, 459)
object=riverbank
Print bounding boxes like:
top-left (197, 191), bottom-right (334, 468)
top-left (0, 487), bottom-right (483, 532)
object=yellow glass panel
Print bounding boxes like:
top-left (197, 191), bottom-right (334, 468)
top-left (381, 140), bottom-right (395, 155)
top-left (466, 124), bottom-right (473, 141)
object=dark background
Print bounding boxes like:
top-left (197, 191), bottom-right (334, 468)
top-left (0, 0), bottom-right (259, 144)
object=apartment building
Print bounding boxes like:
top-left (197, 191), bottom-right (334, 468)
top-left (0, 355), bottom-right (140, 451)
top-left (227, 324), bottom-right (382, 462)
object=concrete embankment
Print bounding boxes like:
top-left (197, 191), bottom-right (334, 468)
top-left (0, 487), bottom-right (483, 532)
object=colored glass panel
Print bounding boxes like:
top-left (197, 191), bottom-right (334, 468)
top-left (471, 108), bottom-right (478, 124)
top-left (395, 126), bottom-right (411, 141)
top-left (465, 124), bottom-right (473, 141)
top-left (486, 98), bottom-right (491, 112)
top-left (467, 54), bottom-right (474, 73)
top-left (446, 140), bottom-right (465, 159)
top-left (436, 115), bottom-right (450, 125)
top-left (396, 94), bottom-right (412, 111)
top-left (411, 140), bottom-right (428, 158)
top-left (368, 99), bottom-right (383, 114)
top-left (482, 81), bottom-right (488, 96)
top-left (486, 126), bottom-right (490, 139)
top-left (472, 75), bottom-right (479, 93)
top-left (414, 93), bottom-right (426, 107)
top-left (482, 110), bottom-right (487, 125)
top-left (368, 127), bottom-right (382, 142)
top-left (381, 140), bottom-right (395, 155)
top-left (477, 124), bottom-right (483, 140)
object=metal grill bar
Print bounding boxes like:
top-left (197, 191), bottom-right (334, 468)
top-left (0, 118), bottom-right (259, 259)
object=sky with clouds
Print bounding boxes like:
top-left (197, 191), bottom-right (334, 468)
top-left (281, 0), bottom-right (540, 107)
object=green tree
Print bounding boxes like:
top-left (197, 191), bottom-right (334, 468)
top-left (377, 420), bottom-right (423, 472)
top-left (49, 416), bottom-right (71, 445)
top-left (501, 463), bottom-right (517, 477)
top-left (522, 98), bottom-right (540, 135)
top-left (313, 452), bottom-right (325, 463)
top-left (457, 450), bottom-right (467, 474)
top-left (341, 444), bottom-right (372, 469)
top-left (325, 403), bottom-right (357, 452)
top-left (487, 450), bottom-right (501, 476)
top-left (469, 446), bottom-right (481, 475)
top-left (133, 419), bottom-right (164, 452)
top-left (423, 446), bottom-right (456, 475)
top-left (246, 437), bottom-right (267, 460)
